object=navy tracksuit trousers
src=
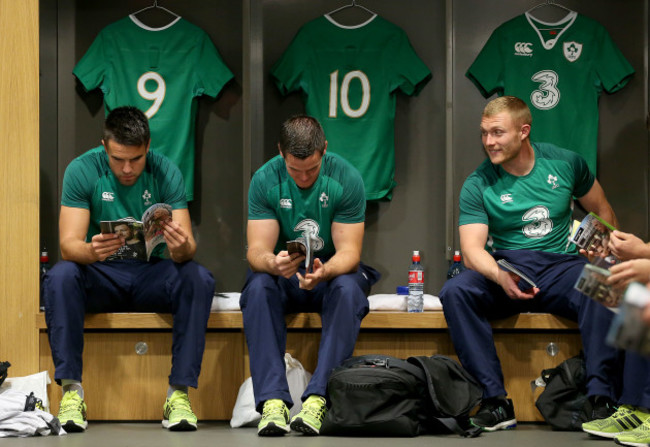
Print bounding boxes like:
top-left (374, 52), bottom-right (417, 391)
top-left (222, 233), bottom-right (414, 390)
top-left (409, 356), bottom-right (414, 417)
top-left (240, 263), bottom-right (379, 412)
top-left (440, 249), bottom-right (622, 400)
top-left (43, 258), bottom-right (215, 388)
top-left (620, 351), bottom-right (650, 408)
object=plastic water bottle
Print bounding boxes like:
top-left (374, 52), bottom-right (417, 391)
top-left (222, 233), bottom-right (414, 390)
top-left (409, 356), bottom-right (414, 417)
top-left (446, 250), bottom-right (465, 279)
top-left (408, 251), bottom-right (424, 313)
top-left (39, 247), bottom-right (50, 311)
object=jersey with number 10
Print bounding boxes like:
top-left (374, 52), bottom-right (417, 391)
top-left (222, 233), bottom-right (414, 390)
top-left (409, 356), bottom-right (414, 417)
top-left (466, 12), bottom-right (634, 174)
top-left (73, 16), bottom-right (234, 201)
top-left (271, 15), bottom-right (431, 200)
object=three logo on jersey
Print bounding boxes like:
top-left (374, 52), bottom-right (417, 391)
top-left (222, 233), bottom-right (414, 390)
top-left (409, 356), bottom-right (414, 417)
top-left (499, 173), bottom-right (561, 204)
top-left (513, 41), bottom-right (583, 62)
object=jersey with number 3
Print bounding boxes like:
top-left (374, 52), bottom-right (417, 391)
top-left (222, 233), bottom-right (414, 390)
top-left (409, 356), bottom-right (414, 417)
top-left (73, 16), bottom-right (234, 201)
top-left (466, 12), bottom-right (634, 174)
top-left (459, 143), bottom-right (594, 254)
top-left (271, 15), bottom-right (431, 201)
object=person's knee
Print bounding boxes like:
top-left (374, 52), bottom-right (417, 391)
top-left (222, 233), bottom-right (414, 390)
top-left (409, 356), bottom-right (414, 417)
top-left (439, 276), bottom-right (465, 309)
top-left (325, 274), bottom-right (368, 316)
top-left (43, 261), bottom-right (83, 306)
top-left (177, 261), bottom-right (215, 291)
top-left (48, 260), bottom-right (83, 281)
top-left (240, 272), bottom-right (278, 311)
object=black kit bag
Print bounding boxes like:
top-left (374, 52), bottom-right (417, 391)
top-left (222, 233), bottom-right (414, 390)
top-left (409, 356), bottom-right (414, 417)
top-left (0, 361), bottom-right (10, 387)
top-left (534, 353), bottom-right (593, 431)
top-left (320, 354), bottom-right (482, 437)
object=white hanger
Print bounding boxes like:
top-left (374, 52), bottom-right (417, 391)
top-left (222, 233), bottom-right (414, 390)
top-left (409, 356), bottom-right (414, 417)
top-left (325, 0), bottom-right (375, 19)
top-left (527, 0), bottom-right (574, 15)
top-left (132, 0), bottom-right (179, 20)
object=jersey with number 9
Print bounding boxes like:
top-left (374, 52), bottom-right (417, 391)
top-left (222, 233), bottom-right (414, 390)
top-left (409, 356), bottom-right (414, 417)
top-left (74, 16), bottom-right (234, 201)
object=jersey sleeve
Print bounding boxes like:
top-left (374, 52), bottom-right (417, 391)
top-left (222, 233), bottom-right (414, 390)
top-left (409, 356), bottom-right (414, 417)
top-left (153, 154), bottom-right (188, 209)
top-left (570, 153), bottom-right (596, 198)
top-left (466, 28), bottom-right (505, 98)
top-left (193, 32), bottom-right (235, 99)
top-left (72, 31), bottom-right (108, 93)
top-left (458, 175), bottom-right (489, 226)
top-left (595, 28), bottom-right (635, 94)
top-left (248, 171), bottom-right (277, 220)
top-left (60, 159), bottom-right (94, 209)
top-left (270, 27), bottom-right (308, 96)
top-left (389, 30), bottom-right (432, 96)
top-left (333, 168), bottom-right (366, 224)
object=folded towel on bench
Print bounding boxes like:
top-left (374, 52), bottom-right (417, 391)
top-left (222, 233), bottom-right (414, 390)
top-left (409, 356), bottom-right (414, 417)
top-left (368, 294), bottom-right (442, 311)
top-left (210, 292), bottom-right (442, 312)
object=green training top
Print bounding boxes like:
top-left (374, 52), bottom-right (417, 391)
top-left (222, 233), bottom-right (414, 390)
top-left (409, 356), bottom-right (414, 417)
top-left (459, 142), bottom-right (594, 254)
top-left (248, 152), bottom-right (365, 258)
top-left (61, 146), bottom-right (187, 258)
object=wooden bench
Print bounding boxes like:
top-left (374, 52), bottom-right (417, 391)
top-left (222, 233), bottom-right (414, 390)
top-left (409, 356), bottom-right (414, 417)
top-left (35, 311), bottom-right (580, 423)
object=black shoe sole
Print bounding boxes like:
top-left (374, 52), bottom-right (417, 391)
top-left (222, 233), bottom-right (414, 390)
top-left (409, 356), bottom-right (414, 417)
top-left (62, 420), bottom-right (87, 433)
top-left (290, 418), bottom-right (319, 435)
top-left (166, 420), bottom-right (197, 432)
top-left (258, 422), bottom-right (289, 436)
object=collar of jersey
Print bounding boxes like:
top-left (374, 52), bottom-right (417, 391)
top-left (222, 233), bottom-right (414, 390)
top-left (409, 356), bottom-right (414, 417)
top-left (524, 10), bottom-right (578, 50)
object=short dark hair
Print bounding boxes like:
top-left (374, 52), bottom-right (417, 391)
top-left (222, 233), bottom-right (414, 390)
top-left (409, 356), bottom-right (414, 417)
top-left (278, 115), bottom-right (326, 159)
top-left (103, 106), bottom-right (150, 147)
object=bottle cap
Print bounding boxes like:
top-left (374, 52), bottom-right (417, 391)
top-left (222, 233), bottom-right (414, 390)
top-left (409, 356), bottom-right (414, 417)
top-left (453, 250), bottom-right (461, 262)
top-left (412, 250), bottom-right (421, 262)
top-left (396, 286), bottom-right (409, 295)
top-left (40, 254), bottom-right (49, 263)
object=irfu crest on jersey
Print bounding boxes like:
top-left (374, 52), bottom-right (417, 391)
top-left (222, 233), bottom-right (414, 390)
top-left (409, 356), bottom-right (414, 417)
top-left (563, 41), bottom-right (583, 62)
top-left (293, 219), bottom-right (325, 251)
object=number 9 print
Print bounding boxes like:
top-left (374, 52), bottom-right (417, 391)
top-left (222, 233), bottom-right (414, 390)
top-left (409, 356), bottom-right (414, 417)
top-left (137, 71), bottom-right (167, 118)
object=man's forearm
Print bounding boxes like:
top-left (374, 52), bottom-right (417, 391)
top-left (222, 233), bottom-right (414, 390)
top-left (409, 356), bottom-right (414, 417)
top-left (247, 246), bottom-right (278, 274)
top-left (464, 248), bottom-right (500, 283)
top-left (60, 240), bottom-right (98, 265)
top-left (321, 249), bottom-right (360, 280)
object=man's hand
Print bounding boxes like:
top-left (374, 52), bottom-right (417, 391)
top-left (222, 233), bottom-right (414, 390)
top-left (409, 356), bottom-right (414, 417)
top-left (163, 220), bottom-right (194, 263)
top-left (273, 250), bottom-right (305, 279)
top-left (297, 258), bottom-right (327, 290)
top-left (90, 233), bottom-right (123, 261)
top-left (608, 230), bottom-right (650, 261)
top-left (496, 268), bottom-right (539, 300)
top-left (607, 259), bottom-right (650, 289)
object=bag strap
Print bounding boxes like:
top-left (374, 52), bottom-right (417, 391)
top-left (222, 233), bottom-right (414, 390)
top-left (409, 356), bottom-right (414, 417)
top-left (344, 355), bottom-right (427, 382)
top-left (408, 356), bottom-right (482, 438)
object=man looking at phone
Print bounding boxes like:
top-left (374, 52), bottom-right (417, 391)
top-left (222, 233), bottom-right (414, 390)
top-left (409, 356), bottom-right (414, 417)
top-left (241, 115), bottom-right (379, 436)
top-left (440, 96), bottom-right (621, 432)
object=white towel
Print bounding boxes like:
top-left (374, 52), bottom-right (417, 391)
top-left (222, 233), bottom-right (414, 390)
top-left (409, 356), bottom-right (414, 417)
top-left (211, 292), bottom-right (242, 312)
top-left (0, 371), bottom-right (51, 412)
top-left (210, 292), bottom-right (442, 312)
top-left (0, 389), bottom-right (65, 437)
top-left (368, 294), bottom-right (442, 311)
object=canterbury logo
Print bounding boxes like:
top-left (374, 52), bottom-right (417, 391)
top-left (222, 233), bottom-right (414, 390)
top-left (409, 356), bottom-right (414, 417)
top-left (102, 191), bottom-right (115, 202)
top-left (514, 42), bottom-right (533, 56)
top-left (500, 193), bottom-right (513, 204)
top-left (279, 198), bottom-right (292, 209)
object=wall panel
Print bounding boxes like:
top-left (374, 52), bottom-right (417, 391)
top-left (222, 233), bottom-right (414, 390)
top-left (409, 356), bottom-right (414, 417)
top-left (0, 0), bottom-right (40, 376)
